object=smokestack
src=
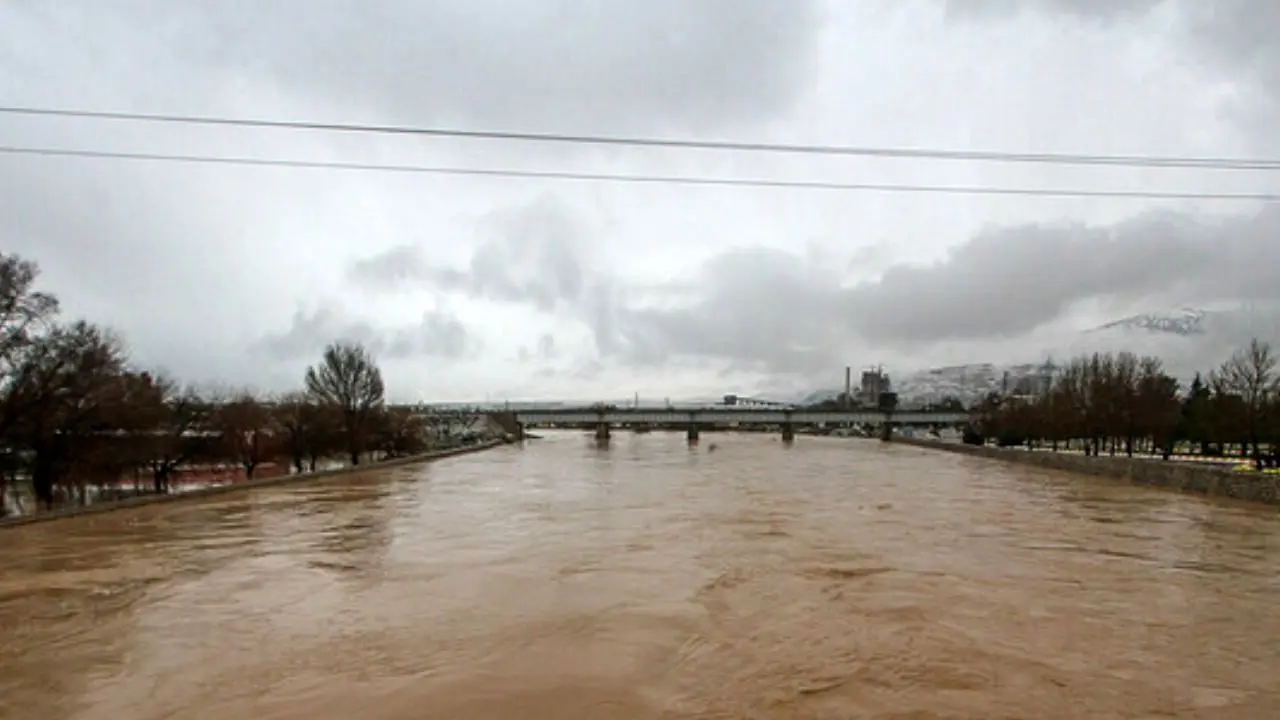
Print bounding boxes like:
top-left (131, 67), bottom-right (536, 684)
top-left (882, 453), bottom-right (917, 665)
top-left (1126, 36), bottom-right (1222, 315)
top-left (844, 366), bottom-right (852, 408)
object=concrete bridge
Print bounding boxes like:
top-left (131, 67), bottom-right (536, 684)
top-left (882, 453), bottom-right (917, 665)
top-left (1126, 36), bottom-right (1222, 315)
top-left (512, 407), bottom-right (969, 442)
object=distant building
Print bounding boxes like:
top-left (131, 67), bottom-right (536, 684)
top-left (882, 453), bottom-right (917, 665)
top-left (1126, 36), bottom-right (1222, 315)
top-left (858, 367), bottom-right (891, 407)
top-left (723, 394), bottom-right (739, 406)
top-left (877, 391), bottom-right (899, 412)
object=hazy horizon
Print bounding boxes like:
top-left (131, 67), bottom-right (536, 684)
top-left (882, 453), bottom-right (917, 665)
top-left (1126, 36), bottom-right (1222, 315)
top-left (5, 1), bottom-right (1279, 402)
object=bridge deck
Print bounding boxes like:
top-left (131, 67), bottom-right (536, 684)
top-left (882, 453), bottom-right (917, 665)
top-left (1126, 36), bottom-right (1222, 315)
top-left (514, 409), bottom-right (967, 425)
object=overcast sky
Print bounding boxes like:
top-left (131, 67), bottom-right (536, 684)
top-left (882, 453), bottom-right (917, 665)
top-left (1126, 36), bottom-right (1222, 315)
top-left (2, 0), bottom-right (1278, 402)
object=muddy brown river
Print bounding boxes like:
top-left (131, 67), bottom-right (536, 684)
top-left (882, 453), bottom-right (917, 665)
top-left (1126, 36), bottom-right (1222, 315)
top-left (1, 433), bottom-right (1278, 719)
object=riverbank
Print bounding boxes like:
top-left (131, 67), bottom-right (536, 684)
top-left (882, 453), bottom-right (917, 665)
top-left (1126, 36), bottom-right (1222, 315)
top-left (0, 438), bottom-right (511, 529)
top-left (894, 437), bottom-right (1280, 506)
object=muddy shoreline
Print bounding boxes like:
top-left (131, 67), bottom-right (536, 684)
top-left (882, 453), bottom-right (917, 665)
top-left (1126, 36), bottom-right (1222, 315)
top-left (0, 438), bottom-right (510, 529)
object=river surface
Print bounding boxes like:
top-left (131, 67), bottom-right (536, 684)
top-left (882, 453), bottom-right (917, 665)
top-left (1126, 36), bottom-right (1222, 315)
top-left (1, 432), bottom-right (1278, 719)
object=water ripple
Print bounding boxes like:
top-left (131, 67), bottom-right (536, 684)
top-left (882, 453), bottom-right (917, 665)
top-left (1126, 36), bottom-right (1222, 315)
top-left (0, 432), bottom-right (1277, 719)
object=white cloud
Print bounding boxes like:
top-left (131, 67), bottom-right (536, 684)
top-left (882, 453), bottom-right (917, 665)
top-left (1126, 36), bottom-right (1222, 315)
top-left (3, 0), bottom-right (1279, 402)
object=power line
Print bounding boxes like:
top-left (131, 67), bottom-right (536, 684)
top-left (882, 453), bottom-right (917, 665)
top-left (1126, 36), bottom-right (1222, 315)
top-left (2, 144), bottom-right (1277, 201)
top-left (2, 105), bottom-right (1279, 171)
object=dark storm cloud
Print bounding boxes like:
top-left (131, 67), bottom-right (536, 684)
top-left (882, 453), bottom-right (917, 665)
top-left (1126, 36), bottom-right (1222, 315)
top-left (17, 0), bottom-right (1277, 394)
top-left (0, 0), bottom-right (821, 388)
top-left (254, 306), bottom-right (473, 362)
top-left (740, 207), bottom-right (1279, 352)
top-left (453, 200), bottom-right (591, 312)
top-left (252, 308), bottom-right (383, 361)
top-left (215, 0), bottom-right (821, 133)
top-left (348, 198), bottom-right (594, 312)
top-left (348, 245), bottom-right (430, 288)
top-left (351, 191), bottom-right (1280, 375)
top-left (386, 310), bottom-right (473, 360)
top-left (5, 1), bottom-right (821, 135)
top-left (594, 248), bottom-right (848, 374)
top-left (841, 208), bottom-right (1280, 344)
top-left (349, 215), bottom-right (851, 375)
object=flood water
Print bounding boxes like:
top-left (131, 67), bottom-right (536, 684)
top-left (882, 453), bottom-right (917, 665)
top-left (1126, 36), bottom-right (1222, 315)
top-left (1, 432), bottom-right (1278, 719)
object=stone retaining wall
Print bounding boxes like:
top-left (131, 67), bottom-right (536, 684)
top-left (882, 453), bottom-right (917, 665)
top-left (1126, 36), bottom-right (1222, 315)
top-left (0, 439), bottom-right (510, 529)
top-left (894, 437), bottom-right (1280, 506)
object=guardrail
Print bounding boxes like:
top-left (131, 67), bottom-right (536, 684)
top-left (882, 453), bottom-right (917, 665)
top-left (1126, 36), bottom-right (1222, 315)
top-left (514, 409), bottom-right (968, 425)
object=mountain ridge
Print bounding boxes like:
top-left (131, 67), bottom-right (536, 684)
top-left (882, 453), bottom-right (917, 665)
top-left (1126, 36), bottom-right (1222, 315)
top-left (803, 306), bottom-right (1280, 407)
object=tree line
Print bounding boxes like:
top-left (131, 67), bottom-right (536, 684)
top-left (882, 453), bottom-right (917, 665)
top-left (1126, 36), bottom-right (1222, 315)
top-left (968, 339), bottom-right (1280, 470)
top-left (0, 252), bottom-right (440, 516)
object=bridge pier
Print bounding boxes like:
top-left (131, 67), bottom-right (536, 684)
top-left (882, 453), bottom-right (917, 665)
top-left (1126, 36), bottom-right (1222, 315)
top-left (879, 423), bottom-right (893, 442)
top-left (686, 425), bottom-right (700, 443)
top-left (512, 409), bottom-right (968, 438)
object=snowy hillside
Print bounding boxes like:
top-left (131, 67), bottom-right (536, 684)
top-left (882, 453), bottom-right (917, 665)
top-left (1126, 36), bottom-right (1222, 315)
top-left (1067, 305), bottom-right (1280, 379)
top-left (803, 306), bottom-right (1280, 407)
top-left (1090, 308), bottom-right (1208, 336)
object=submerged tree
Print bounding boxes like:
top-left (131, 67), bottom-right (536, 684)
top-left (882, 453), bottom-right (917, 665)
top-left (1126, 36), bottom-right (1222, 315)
top-left (0, 250), bottom-right (434, 515)
top-left (127, 372), bottom-right (214, 493)
top-left (213, 391), bottom-right (277, 480)
top-left (304, 341), bottom-right (385, 466)
top-left (274, 391), bottom-right (339, 473)
top-left (7, 321), bottom-right (126, 506)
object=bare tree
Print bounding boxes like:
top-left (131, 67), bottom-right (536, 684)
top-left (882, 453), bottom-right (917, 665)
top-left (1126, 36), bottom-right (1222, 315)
top-left (275, 392), bottom-right (312, 473)
top-left (1213, 339), bottom-right (1279, 470)
top-left (1134, 356), bottom-right (1181, 457)
top-left (304, 341), bottom-right (385, 466)
top-left (126, 373), bottom-right (214, 493)
top-left (213, 392), bottom-right (277, 480)
top-left (0, 254), bottom-right (61, 440)
top-left (0, 252), bottom-right (415, 515)
top-left (1113, 352), bottom-right (1139, 456)
top-left (370, 407), bottom-right (429, 459)
top-left (0, 254), bottom-right (58, 363)
top-left (273, 392), bottom-right (342, 473)
top-left (967, 338), bottom-right (1280, 471)
top-left (7, 321), bottom-right (126, 507)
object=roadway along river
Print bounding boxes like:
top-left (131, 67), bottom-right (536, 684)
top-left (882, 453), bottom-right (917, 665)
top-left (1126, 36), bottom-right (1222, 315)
top-left (1, 432), bottom-right (1278, 718)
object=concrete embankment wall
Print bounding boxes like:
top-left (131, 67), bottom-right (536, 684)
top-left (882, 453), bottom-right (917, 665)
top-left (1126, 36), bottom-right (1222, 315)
top-left (485, 411), bottom-right (521, 437)
top-left (0, 439), bottom-right (510, 530)
top-left (894, 437), bottom-right (1280, 506)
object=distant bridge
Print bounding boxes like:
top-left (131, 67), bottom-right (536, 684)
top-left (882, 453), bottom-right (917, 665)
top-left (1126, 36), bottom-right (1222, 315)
top-left (511, 407), bottom-right (969, 442)
top-left (718, 395), bottom-right (795, 409)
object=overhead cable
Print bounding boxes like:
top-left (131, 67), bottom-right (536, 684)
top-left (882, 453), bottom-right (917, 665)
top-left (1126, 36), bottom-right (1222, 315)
top-left (2, 144), bottom-right (1277, 201)
top-left (2, 105), bottom-right (1278, 171)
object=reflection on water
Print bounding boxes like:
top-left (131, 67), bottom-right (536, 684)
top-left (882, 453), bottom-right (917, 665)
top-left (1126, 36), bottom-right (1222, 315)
top-left (1, 433), bottom-right (1278, 719)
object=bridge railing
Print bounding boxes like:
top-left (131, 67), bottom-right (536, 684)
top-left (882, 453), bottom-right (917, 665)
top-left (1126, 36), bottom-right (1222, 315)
top-left (510, 408), bottom-right (969, 425)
